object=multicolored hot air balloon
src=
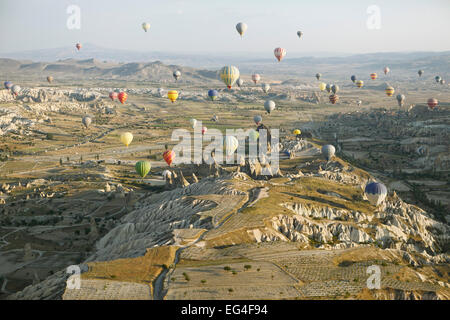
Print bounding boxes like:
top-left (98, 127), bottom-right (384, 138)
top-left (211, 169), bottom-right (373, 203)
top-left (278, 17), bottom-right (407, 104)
top-left (396, 94), bottom-right (405, 107)
top-left (316, 73), bottom-right (321, 80)
top-left (168, 90), bottom-right (178, 103)
top-left (118, 92), bottom-right (128, 104)
top-left (262, 83), bottom-right (270, 94)
top-left (319, 82), bottom-right (326, 91)
top-left (274, 47), bottom-right (286, 62)
top-left (135, 161), bottom-right (151, 178)
top-left (254, 115), bottom-right (262, 124)
top-left (109, 91), bottom-right (118, 101)
top-left (163, 149), bottom-right (175, 166)
top-left (47, 76), bottom-right (53, 84)
top-left (208, 89), bottom-right (218, 101)
top-left (383, 67), bottom-right (390, 75)
top-left (120, 132), bottom-right (133, 147)
top-left (252, 74), bottom-right (261, 84)
top-left (356, 80), bottom-right (364, 88)
top-left (220, 66), bottom-right (240, 89)
top-left (237, 78), bottom-right (244, 87)
top-left (370, 73), bottom-right (377, 80)
top-left (331, 84), bottom-right (339, 94)
top-left (385, 86), bottom-right (395, 97)
top-left (364, 182), bottom-right (387, 206)
top-left (321, 145), bottom-right (335, 161)
top-left (329, 94), bottom-right (339, 104)
top-left (82, 115), bottom-right (92, 129)
top-left (418, 70), bottom-right (424, 77)
top-left (224, 135), bottom-right (239, 156)
top-left (264, 100), bottom-right (275, 114)
top-left (173, 70), bottom-right (181, 81)
top-left (351, 75), bottom-right (357, 83)
top-left (427, 98), bottom-right (438, 109)
top-left (4, 81), bottom-right (12, 90)
top-left (75, 43), bottom-right (82, 51)
top-left (236, 22), bottom-right (247, 38)
top-left (142, 22), bottom-right (150, 32)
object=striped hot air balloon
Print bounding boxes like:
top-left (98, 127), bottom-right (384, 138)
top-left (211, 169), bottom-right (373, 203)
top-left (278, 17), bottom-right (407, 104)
top-left (370, 73), bottom-right (377, 80)
top-left (163, 149), bottom-right (175, 166)
top-left (168, 90), bottom-right (178, 103)
top-left (274, 47), bottom-right (286, 62)
top-left (252, 73), bottom-right (260, 84)
top-left (427, 98), bottom-right (438, 109)
top-left (135, 161), bottom-right (151, 178)
top-left (109, 91), bottom-right (118, 101)
top-left (385, 86), bottom-right (395, 97)
top-left (356, 80), bottom-right (364, 88)
top-left (220, 66), bottom-right (240, 89)
top-left (364, 182), bottom-right (387, 206)
top-left (329, 94), bottom-right (339, 104)
top-left (118, 92), bottom-right (128, 104)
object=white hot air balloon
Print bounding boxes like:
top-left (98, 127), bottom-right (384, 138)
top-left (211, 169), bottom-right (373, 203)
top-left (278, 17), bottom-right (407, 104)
top-left (190, 118), bottom-right (197, 129)
top-left (142, 22), bottom-right (150, 32)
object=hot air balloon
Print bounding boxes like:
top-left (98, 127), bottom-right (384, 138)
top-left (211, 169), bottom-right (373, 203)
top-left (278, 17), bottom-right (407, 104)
top-left (418, 70), bottom-right (424, 77)
top-left (11, 84), bottom-right (21, 97)
top-left (237, 78), bottom-right (244, 87)
top-left (293, 129), bottom-right (301, 135)
top-left (264, 100), bottom-right (276, 114)
top-left (329, 94), bottom-right (339, 104)
top-left (201, 126), bottom-right (207, 135)
top-left (157, 88), bottom-right (164, 97)
top-left (75, 43), bottom-right (82, 51)
top-left (163, 149), bottom-right (175, 166)
top-left (254, 115), bottom-right (262, 124)
top-left (211, 114), bottom-right (219, 122)
top-left (118, 92), bottom-right (128, 104)
top-left (220, 66), bottom-right (240, 89)
top-left (252, 73), bottom-right (261, 84)
top-left (370, 73), bottom-right (377, 80)
top-left (168, 90), bottom-right (178, 103)
top-left (396, 94), bottom-right (405, 107)
top-left (47, 76), bottom-right (53, 84)
top-left (82, 115), bottom-right (92, 129)
top-left (224, 136), bottom-right (239, 156)
top-left (173, 70), bottom-right (181, 81)
top-left (357, 100), bottom-right (362, 107)
top-left (109, 91), bottom-right (118, 101)
top-left (356, 80), bottom-right (364, 88)
top-left (321, 145), bottom-right (335, 161)
top-left (385, 86), bottom-right (395, 97)
top-left (319, 82), bottom-right (326, 91)
top-left (364, 182), bottom-right (387, 206)
top-left (262, 83), bottom-right (270, 93)
top-left (190, 118), bottom-right (197, 129)
top-left (274, 47), bottom-right (286, 62)
top-left (351, 75), bottom-right (357, 83)
top-left (440, 79), bottom-right (446, 85)
top-left (316, 73), bottom-right (321, 80)
top-left (331, 84), bottom-right (339, 94)
top-left (416, 146), bottom-right (426, 156)
top-left (162, 170), bottom-right (172, 180)
top-left (208, 89), bottom-right (218, 101)
top-left (427, 98), bottom-right (438, 109)
top-left (248, 129), bottom-right (259, 142)
top-left (383, 67), bottom-right (390, 75)
top-left (120, 132), bottom-right (133, 147)
top-left (142, 22), bottom-right (150, 32)
top-left (4, 81), bottom-right (12, 90)
top-left (326, 84), bottom-right (332, 93)
top-left (297, 31), bottom-right (303, 38)
top-left (236, 22), bottom-right (247, 38)
top-left (435, 76), bottom-right (441, 83)
top-left (135, 161), bottom-right (151, 178)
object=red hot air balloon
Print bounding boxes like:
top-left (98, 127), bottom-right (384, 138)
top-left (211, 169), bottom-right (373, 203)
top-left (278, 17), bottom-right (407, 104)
top-left (163, 149), bottom-right (175, 166)
top-left (109, 92), bottom-right (118, 101)
top-left (370, 73), bottom-right (377, 80)
top-left (76, 43), bottom-right (82, 51)
top-left (427, 98), bottom-right (438, 109)
top-left (201, 127), bottom-right (207, 135)
top-left (118, 92), bottom-right (127, 104)
top-left (274, 47), bottom-right (286, 62)
top-left (252, 74), bottom-right (261, 84)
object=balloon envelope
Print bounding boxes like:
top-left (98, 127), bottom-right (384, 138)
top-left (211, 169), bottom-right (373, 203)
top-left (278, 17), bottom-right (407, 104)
top-left (321, 144), bottom-right (335, 161)
top-left (364, 182), bottom-right (387, 206)
top-left (118, 92), bottom-right (128, 104)
top-left (173, 70), bottom-right (181, 81)
top-left (262, 83), bottom-right (270, 93)
top-left (224, 136), bottom-right (239, 156)
top-left (252, 74), bottom-right (261, 84)
top-left (220, 66), bottom-right (240, 89)
top-left (190, 118), bottom-right (197, 128)
top-left (319, 82), bottom-right (326, 91)
top-left (168, 90), bottom-right (178, 103)
top-left (82, 116), bottom-right (92, 128)
top-left (120, 132), bottom-right (133, 147)
top-left (248, 129), bottom-right (259, 142)
top-left (236, 22), bottom-right (247, 37)
top-left (254, 115), bottom-right (262, 124)
top-left (264, 100), bottom-right (276, 114)
top-left (208, 89), bottom-right (218, 101)
top-left (4, 81), bottom-right (12, 90)
top-left (135, 161), bottom-right (151, 178)
top-left (163, 150), bottom-right (175, 166)
top-left (274, 48), bottom-right (286, 62)
top-left (142, 22), bottom-right (150, 32)
top-left (237, 78), bottom-right (244, 87)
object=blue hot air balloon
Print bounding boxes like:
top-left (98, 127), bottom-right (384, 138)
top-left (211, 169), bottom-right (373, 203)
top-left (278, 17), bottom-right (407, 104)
top-left (4, 81), bottom-right (13, 90)
top-left (208, 89), bottom-right (218, 101)
top-left (351, 75), bottom-right (357, 83)
top-left (364, 182), bottom-right (387, 206)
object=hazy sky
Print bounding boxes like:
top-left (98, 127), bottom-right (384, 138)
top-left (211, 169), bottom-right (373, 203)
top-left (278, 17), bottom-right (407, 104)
top-left (1, 0), bottom-right (449, 55)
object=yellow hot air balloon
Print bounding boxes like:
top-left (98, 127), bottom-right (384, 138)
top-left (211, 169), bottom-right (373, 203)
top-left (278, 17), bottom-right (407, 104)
top-left (293, 129), bottom-right (301, 135)
top-left (319, 82), bottom-right (326, 91)
top-left (120, 132), bottom-right (133, 147)
top-left (220, 66), bottom-right (240, 89)
top-left (168, 90), bottom-right (178, 103)
top-left (385, 86), bottom-right (395, 97)
top-left (356, 80), bottom-right (364, 88)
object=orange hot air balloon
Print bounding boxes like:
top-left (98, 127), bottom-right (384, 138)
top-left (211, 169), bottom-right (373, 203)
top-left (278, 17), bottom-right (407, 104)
top-left (427, 98), bottom-right (438, 109)
top-left (118, 92), bottom-right (128, 104)
top-left (163, 149), bottom-right (175, 166)
top-left (329, 94), bottom-right (339, 104)
top-left (76, 43), bottom-right (82, 51)
top-left (370, 73), bottom-right (377, 80)
top-left (109, 92), bottom-right (118, 101)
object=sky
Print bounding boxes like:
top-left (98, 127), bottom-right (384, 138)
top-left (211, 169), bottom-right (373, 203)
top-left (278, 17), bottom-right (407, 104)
top-left (0, 0), bottom-right (449, 57)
